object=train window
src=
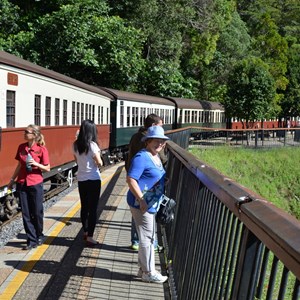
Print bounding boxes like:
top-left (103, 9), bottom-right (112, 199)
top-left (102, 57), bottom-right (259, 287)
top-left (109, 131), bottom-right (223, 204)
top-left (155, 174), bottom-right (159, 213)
top-left (63, 100), bottom-right (67, 125)
top-left (192, 111), bottom-right (195, 123)
top-left (101, 107), bottom-right (104, 124)
top-left (97, 106), bottom-right (100, 124)
top-left (72, 101), bottom-right (76, 125)
top-left (179, 110), bottom-right (183, 123)
top-left (135, 107), bottom-right (139, 126)
top-left (55, 98), bottom-right (60, 125)
top-left (209, 111), bottom-right (214, 123)
top-left (77, 102), bottom-right (80, 124)
top-left (89, 104), bottom-right (92, 120)
top-left (85, 103), bottom-right (88, 120)
top-left (140, 108), bottom-right (144, 126)
top-left (107, 107), bottom-right (109, 124)
top-left (131, 107), bottom-right (134, 126)
top-left (81, 103), bottom-right (84, 123)
top-left (6, 90), bottom-right (15, 127)
top-left (127, 107), bottom-right (130, 127)
top-left (120, 105), bottom-right (124, 127)
top-left (92, 105), bottom-right (95, 121)
top-left (45, 97), bottom-right (51, 126)
top-left (34, 95), bottom-right (41, 126)
top-left (166, 110), bottom-right (169, 124)
top-left (185, 110), bottom-right (190, 123)
top-left (204, 111), bottom-right (209, 123)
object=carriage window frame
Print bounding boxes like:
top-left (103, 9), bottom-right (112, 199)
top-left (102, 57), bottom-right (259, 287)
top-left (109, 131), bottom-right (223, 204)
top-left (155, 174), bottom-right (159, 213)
top-left (6, 90), bottom-right (16, 127)
top-left (63, 99), bottom-right (67, 125)
top-left (81, 103), bottom-right (84, 123)
top-left (72, 101), bottom-right (76, 125)
top-left (34, 94), bottom-right (41, 126)
top-left (45, 96), bottom-right (51, 126)
top-left (55, 98), bottom-right (60, 125)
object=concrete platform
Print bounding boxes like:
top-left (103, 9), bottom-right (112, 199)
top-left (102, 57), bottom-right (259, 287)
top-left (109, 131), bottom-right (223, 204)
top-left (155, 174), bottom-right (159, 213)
top-left (0, 163), bottom-right (168, 299)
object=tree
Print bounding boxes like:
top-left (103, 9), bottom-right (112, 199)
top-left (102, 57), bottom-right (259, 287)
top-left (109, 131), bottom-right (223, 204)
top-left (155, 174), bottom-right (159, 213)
top-left (4, 0), bottom-right (145, 90)
top-left (224, 57), bottom-right (276, 129)
top-left (195, 11), bottom-right (252, 102)
top-left (0, 0), bottom-right (20, 41)
top-left (280, 45), bottom-right (300, 118)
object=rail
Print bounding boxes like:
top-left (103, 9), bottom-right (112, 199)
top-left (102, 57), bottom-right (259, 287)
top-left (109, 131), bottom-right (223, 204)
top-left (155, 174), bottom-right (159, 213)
top-left (189, 127), bottom-right (300, 149)
top-left (163, 141), bottom-right (300, 300)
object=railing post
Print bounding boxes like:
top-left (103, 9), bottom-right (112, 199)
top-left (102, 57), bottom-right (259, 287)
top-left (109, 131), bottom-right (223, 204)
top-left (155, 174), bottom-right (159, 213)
top-left (231, 227), bottom-right (261, 300)
top-left (255, 130), bottom-right (258, 148)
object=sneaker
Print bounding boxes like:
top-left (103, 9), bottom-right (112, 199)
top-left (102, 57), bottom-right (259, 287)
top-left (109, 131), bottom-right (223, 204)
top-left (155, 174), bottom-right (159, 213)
top-left (142, 272), bottom-right (168, 283)
top-left (154, 245), bottom-right (164, 253)
top-left (131, 243), bottom-right (139, 251)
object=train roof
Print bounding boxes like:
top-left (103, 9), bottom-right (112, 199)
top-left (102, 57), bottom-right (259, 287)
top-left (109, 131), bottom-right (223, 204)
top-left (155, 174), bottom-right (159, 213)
top-left (0, 51), bottom-right (112, 99)
top-left (101, 87), bottom-right (176, 107)
top-left (166, 97), bottom-right (224, 110)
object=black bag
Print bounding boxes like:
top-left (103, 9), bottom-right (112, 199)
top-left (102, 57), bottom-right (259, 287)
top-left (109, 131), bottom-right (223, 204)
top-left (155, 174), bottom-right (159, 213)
top-left (156, 195), bottom-right (176, 225)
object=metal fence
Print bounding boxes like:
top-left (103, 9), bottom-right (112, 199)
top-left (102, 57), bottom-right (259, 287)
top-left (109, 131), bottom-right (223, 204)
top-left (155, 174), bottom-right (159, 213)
top-left (189, 127), bottom-right (300, 149)
top-left (163, 140), bottom-right (300, 300)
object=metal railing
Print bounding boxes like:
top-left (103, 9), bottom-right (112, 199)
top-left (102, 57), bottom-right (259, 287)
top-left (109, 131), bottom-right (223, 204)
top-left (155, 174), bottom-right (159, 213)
top-left (189, 127), bottom-right (300, 149)
top-left (163, 141), bottom-right (300, 300)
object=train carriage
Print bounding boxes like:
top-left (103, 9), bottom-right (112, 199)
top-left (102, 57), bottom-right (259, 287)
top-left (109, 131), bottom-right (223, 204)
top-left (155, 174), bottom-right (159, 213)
top-left (166, 97), bottom-right (226, 129)
top-left (101, 87), bottom-right (176, 160)
top-left (0, 51), bottom-right (112, 200)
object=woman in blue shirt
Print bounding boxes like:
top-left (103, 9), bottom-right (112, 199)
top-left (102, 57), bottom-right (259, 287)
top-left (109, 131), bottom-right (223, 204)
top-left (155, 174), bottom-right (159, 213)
top-left (127, 126), bottom-right (169, 283)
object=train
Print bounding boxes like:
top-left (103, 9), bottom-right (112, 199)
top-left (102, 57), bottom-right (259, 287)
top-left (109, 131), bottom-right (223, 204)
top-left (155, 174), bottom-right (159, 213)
top-left (4, 50), bottom-right (295, 219)
top-left (0, 49), bottom-right (227, 199)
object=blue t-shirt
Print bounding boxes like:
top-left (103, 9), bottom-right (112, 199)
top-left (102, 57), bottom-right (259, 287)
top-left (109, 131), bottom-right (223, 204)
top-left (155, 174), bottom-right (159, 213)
top-left (127, 149), bottom-right (166, 214)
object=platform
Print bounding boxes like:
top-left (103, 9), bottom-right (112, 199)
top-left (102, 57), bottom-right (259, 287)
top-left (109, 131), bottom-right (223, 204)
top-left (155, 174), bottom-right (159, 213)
top-left (0, 163), bottom-right (168, 299)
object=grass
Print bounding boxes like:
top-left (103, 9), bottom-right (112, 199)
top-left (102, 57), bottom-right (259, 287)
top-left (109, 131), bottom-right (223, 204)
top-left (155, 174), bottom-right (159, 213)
top-left (189, 146), bottom-right (300, 220)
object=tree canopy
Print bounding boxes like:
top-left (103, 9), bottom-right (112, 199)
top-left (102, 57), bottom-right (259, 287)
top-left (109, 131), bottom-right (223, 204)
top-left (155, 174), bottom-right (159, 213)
top-left (0, 0), bottom-right (299, 122)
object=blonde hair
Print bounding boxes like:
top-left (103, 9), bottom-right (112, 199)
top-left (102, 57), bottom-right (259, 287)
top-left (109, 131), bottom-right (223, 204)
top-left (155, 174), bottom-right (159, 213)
top-left (27, 124), bottom-right (46, 146)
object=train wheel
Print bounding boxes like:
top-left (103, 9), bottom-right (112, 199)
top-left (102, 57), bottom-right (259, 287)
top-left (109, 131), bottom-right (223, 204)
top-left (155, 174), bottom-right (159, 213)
top-left (67, 170), bottom-right (73, 187)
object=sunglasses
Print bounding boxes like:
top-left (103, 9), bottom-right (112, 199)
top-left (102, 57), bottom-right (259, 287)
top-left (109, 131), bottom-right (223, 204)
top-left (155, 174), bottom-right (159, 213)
top-left (24, 130), bottom-right (34, 134)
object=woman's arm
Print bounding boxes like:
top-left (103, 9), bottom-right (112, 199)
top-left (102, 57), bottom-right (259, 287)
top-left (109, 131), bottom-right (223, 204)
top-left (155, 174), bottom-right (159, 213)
top-left (31, 159), bottom-right (50, 172)
top-left (127, 176), bottom-right (148, 213)
top-left (94, 151), bottom-right (103, 167)
top-left (7, 162), bottom-right (21, 189)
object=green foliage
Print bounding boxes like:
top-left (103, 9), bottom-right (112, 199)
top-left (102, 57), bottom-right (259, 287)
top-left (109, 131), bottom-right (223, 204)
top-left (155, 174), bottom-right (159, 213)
top-left (196, 11), bottom-right (252, 102)
top-left (1, 0), bottom-right (299, 106)
top-left (224, 57), bottom-right (276, 126)
top-left (281, 44), bottom-right (300, 117)
top-left (189, 146), bottom-right (300, 219)
top-left (5, 1), bottom-right (145, 90)
top-left (0, 0), bottom-right (20, 39)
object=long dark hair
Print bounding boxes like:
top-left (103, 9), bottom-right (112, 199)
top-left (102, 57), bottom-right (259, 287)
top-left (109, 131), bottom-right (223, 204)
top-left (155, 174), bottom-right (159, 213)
top-left (73, 120), bottom-right (98, 154)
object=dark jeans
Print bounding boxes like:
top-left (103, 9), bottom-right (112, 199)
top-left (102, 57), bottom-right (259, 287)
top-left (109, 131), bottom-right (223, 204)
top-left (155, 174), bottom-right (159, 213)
top-left (78, 180), bottom-right (101, 237)
top-left (18, 182), bottom-right (44, 246)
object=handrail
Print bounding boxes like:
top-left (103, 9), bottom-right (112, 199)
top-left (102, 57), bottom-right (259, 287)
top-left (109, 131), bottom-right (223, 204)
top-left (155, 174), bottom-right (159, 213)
top-left (163, 140), bottom-right (300, 299)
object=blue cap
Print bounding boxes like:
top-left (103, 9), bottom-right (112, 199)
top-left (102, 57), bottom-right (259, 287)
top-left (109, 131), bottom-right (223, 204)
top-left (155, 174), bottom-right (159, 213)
top-left (142, 126), bottom-right (170, 142)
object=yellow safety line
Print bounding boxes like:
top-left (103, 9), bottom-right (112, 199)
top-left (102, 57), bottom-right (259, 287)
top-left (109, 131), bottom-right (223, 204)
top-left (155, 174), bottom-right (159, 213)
top-left (0, 166), bottom-right (124, 300)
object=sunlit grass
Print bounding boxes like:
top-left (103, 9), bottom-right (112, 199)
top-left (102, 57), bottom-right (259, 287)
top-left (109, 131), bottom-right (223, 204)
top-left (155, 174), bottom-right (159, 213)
top-left (189, 146), bottom-right (300, 220)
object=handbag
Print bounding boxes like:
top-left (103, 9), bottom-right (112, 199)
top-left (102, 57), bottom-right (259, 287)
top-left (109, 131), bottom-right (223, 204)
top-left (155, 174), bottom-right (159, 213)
top-left (156, 195), bottom-right (176, 225)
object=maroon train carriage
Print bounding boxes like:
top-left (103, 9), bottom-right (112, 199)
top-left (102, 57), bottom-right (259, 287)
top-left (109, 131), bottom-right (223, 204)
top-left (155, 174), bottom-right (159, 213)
top-left (0, 50), bottom-right (112, 221)
top-left (0, 124), bottom-right (110, 220)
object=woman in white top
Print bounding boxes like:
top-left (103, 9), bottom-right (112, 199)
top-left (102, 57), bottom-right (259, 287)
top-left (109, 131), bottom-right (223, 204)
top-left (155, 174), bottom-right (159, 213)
top-left (73, 120), bottom-right (103, 246)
